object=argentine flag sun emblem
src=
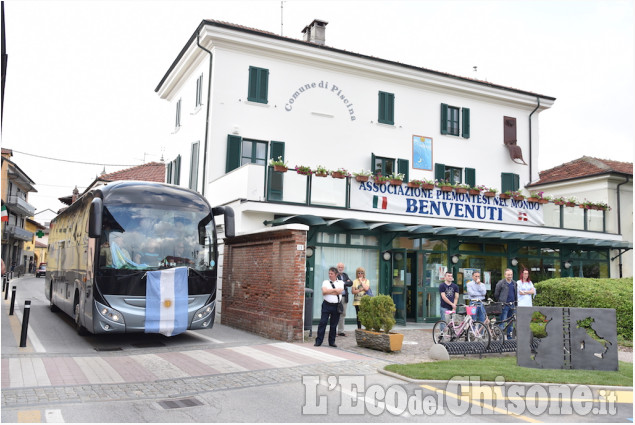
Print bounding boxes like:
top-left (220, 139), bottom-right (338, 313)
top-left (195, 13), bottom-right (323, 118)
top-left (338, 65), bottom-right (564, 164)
top-left (145, 267), bottom-right (189, 336)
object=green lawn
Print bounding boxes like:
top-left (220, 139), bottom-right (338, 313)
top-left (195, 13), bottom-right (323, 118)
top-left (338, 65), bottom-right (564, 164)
top-left (385, 357), bottom-right (633, 387)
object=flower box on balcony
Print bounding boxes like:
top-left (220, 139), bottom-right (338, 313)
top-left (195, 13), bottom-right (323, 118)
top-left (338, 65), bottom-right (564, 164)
top-left (421, 183), bottom-right (435, 190)
top-left (499, 193), bottom-right (511, 199)
top-left (455, 188), bottom-right (468, 194)
top-left (439, 185), bottom-right (453, 192)
top-left (315, 172), bottom-right (328, 178)
top-left (527, 197), bottom-right (540, 202)
top-left (483, 191), bottom-right (496, 198)
top-left (407, 181), bottom-right (421, 188)
top-left (389, 180), bottom-right (403, 186)
top-left (468, 189), bottom-right (481, 196)
top-left (513, 195), bottom-right (525, 201)
top-left (355, 175), bottom-right (369, 182)
top-left (331, 172), bottom-right (346, 179)
top-left (273, 165), bottom-right (288, 173)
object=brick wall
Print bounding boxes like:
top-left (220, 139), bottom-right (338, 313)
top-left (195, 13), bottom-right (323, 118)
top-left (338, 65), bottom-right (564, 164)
top-left (221, 226), bottom-right (307, 341)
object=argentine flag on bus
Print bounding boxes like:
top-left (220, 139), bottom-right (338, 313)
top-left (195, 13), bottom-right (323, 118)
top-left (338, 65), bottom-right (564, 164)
top-left (145, 267), bottom-right (189, 336)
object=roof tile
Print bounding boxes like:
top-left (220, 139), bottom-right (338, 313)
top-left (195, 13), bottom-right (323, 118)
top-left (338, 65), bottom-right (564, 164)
top-left (530, 156), bottom-right (632, 186)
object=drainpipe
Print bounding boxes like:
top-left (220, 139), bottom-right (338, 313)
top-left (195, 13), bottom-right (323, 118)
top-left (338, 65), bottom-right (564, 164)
top-left (528, 97), bottom-right (540, 183)
top-left (196, 33), bottom-right (213, 197)
top-left (615, 176), bottom-right (630, 277)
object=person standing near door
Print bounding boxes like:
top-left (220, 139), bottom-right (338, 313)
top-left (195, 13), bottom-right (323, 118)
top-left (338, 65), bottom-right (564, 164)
top-left (466, 271), bottom-right (487, 323)
top-left (336, 262), bottom-right (353, 336)
top-left (314, 267), bottom-right (344, 348)
top-left (439, 271), bottom-right (459, 321)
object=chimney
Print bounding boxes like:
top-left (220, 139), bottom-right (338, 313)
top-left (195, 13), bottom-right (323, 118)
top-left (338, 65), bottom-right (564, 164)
top-left (71, 186), bottom-right (79, 204)
top-left (301, 19), bottom-right (328, 46)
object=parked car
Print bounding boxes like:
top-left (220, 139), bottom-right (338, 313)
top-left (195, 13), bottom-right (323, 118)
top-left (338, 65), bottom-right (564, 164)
top-left (36, 263), bottom-right (46, 278)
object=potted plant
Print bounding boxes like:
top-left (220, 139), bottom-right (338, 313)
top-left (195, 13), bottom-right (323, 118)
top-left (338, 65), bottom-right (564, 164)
top-left (295, 165), bottom-right (312, 176)
top-left (436, 180), bottom-right (454, 192)
top-left (483, 187), bottom-right (497, 198)
top-left (421, 178), bottom-right (435, 190)
top-left (269, 156), bottom-right (288, 172)
top-left (579, 200), bottom-right (593, 209)
top-left (353, 169), bottom-right (372, 182)
top-left (500, 191), bottom-right (512, 199)
top-left (387, 172), bottom-right (405, 186)
top-left (454, 183), bottom-right (471, 194)
top-left (540, 194), bottom-right (552, 204)
top-left (565, 197), bottom-right (577, 207)
top-left (595, 202), bottom-right (611, 211)
top-left (355, 295), bottom-right (404, 352)
top-left (468, 185), bottom-right (482, 196)
top-left (528, 191), bottom-right (543, 203)
top-left (407, 179), bottom-right (423, 188)
top-left (511, 190), bottom-right (525, 201)
top-left (552, 196), bottom-right (566, 206)
top-left (373, 174), bottom-right (389, 185)
top-left (331, 168), bottom-right (350, 179)
top-left (314, 165), bottom-right (329, 177)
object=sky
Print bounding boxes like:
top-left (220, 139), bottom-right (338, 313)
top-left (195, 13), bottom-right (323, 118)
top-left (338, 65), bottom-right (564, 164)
top-left (1, 0), bottom-right (633, 222)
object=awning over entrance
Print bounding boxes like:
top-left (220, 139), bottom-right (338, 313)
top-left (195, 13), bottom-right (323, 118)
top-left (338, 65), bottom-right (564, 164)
top-left (265, 214), bottom-right (633, 250)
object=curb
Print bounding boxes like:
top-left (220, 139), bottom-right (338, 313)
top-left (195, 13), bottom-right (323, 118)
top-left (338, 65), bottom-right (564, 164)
top-left (378, 368), bottom-right (634, 391)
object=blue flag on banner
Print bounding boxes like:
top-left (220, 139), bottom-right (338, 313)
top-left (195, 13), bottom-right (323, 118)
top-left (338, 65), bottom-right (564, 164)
top-left (145, 267), bottom-right (189, 336)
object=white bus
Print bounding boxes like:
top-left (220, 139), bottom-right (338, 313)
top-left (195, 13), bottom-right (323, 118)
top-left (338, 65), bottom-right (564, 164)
top-left (45, 181), bottom-right (234, 335)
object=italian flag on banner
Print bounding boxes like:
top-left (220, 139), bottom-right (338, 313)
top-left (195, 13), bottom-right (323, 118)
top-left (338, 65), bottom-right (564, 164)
top-left (1, 205), bottom-right (8, 222)
top-left (373, 195), bottom-right (388, 210)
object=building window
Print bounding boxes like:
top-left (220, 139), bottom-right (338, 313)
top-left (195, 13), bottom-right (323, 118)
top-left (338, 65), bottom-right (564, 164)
top-left (248, 66), bottom-right (269, 104)
top-left (175, 98), bottom-right (182, 129)
top-left (189, 142), bottom-right (200, 191)
top-left (241, 139), bottom-right (268, 166)
top-left (372, 154), bottom-right (409, 181)
top-left (195, 74), bottom-right (204, 108)
top-left (378, 91), bottom-right (395, 125)
top-left (440, 103), bottom-right (470, 138)
top-left (167, 155), bottom-right (181, 185)
top-left (434, 163), bottom-right (475, 186)
top-left (501, 172), bottom-right (520, 193)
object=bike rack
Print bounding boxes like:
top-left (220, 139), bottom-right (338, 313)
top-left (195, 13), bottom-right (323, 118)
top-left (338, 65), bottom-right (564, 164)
top-left (440, 338), bottom-right (540, 356)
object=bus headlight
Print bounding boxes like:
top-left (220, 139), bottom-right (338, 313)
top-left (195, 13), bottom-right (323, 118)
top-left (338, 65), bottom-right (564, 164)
top-left (192, 302), bottom-right (215, 327)
top-left (97, 302), bottom-right (124, 324)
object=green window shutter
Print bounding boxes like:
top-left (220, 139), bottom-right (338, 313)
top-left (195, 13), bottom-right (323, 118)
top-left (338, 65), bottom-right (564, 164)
top-left (189, 142), bottom-right (200, 191)
top-left (371, 153), bottom-right (377, 175)
top-left (462, 108), bottom-right (470, 139)
top-left (440, 104), bottom-right (448, 135)
top-left (513, 173), bottom-right (520, 191)
top-left (248, 67), bottom-right (269, 104)
top-left (501, 172), bottom-right (514, 193)
top-left (378, 91), bottom-right (394, 125)
top-left (398, 159), bottom-right (409, 182)
top-left (226, 134), bottom-right (242, 172)
top-left (174, 155), bottom-right (181, 186)
top-left (435, 163), bottom-right (446, 182)
top-left (465, 167), bottom-right (476, 187)
top-left (166, 162), bottom-right (172, 184)
top-left (270, 141), bottom-right (285, 163)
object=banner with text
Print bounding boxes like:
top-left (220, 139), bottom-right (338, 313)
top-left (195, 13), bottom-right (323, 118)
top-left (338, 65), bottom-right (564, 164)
top-left (350, 182), bottom-right (544, 226)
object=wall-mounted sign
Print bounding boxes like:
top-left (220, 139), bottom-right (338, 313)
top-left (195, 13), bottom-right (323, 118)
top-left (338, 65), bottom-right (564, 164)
top-left (284, 81), bottom-right (356, 121)
top-left (413, 135), bottom-right (433, 171)
top-left (350, 182), bottom-right (544, 226)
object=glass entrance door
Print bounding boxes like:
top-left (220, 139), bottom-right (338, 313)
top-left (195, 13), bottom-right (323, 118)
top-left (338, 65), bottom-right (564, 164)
top-left (390, 249), bottom-right (407, 326)
top-left (422, 252), bottom-right (446, 322)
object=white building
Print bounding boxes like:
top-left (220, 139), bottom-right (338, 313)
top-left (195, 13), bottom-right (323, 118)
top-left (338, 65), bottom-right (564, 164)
top-left (155, 19), bottom-right (631, 324)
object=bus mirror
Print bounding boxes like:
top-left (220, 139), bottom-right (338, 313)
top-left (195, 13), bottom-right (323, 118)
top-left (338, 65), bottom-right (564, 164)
top-left (88, 198), bottom-right (103, 238)
top-left (212, 206), bottom-right (235, 238)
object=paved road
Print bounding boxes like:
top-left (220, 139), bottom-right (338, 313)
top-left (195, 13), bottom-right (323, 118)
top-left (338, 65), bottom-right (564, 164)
top-left (2, 275), bottom-right (632, 423)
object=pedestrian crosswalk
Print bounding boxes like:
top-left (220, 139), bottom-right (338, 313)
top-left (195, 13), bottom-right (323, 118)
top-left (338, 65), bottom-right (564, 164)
top-left (1, 342), bottom-right (366, 389)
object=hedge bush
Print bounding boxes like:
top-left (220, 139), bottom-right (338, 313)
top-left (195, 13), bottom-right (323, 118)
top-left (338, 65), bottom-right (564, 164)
top-left (534, 277), bottom-right (633, 341)
top-left (358, 295), bottom-right (396, 333)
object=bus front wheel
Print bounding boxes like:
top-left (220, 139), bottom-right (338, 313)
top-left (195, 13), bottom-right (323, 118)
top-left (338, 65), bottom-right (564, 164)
top-left (73, 296), bottom-right (88, 336)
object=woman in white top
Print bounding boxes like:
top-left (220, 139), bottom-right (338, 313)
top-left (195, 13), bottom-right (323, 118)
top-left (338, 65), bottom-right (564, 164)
top-left (517, 269), bottom-right (536, 307)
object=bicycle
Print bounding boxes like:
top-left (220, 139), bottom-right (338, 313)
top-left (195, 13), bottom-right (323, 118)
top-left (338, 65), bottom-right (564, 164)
top-left (432, 305), bottom-right (491, 348)
top-left (483, 299), bottom-right (516, 341)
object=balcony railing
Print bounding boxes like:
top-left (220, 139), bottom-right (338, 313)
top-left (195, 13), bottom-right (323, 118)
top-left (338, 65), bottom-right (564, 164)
top-left (7, 195), bottom-right (36, 217)
top-left (4, 224), bottom-right (34, 241)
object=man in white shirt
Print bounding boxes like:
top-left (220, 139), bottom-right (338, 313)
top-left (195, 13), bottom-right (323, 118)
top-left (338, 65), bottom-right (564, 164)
top-left (314, 267), bottom-right (344, 347)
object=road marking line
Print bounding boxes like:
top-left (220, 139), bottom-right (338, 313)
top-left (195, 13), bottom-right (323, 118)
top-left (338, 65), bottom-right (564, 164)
top-left (420, 384), bottom-right (542, 423)
top-left (45, 409), bottom-right (65, 423)
top-left (187, 331), bottom-right (224, 344)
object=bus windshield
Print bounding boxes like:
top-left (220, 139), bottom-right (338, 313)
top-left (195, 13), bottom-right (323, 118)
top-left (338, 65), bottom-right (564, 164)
top-left (98, 204), bottom-right (216, 271)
